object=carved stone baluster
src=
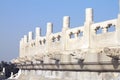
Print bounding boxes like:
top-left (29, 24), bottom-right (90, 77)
top-left (75, 32), bottom-right (78, 39)
top-left (102, 27), bottom-right (108, 33)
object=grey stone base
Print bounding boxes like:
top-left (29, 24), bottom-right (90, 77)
top-left (17, 70), bottom-right (120, 80)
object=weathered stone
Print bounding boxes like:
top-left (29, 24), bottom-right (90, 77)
top-left (10, 8), bottom-right (120, 80)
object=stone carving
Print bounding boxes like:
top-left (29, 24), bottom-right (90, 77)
top-left (33, 54), bottom-right (44, 62)
top-left (47, 52), bottom-right (61, 61)
top-left (17, 57), bottom-right (25, 63)
top-left (11, 59), bottom-right (20, 64)
top-left (104, 47), bottom-right (120, 59)
top-left (70, 49), bottom-right (86, 61)
top-left (23, 56), bottom-right (33, 62)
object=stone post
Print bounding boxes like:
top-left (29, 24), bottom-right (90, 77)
top-left (28, 31), bottom-right (33, 42)
top-left (116, 14), bottom-right (120, 44)
top-left (62, 16), bottom-right (70, 48)
top-left (20, 38), bottom-right (24, 57)
top-left (35, 27), bottom-right (41, 47)
top-left (23, 35), bottom-right (28, 57)
top-left (20, 38), bottom-right (24, 47)
top-left (62, 16), bottom-right (70, 31)
top-left (61, 16), bottom-right (70, 63)
top-left (46, 22), bottom-right (53, 55)
top-left (28, 32), bottom-right (33, 56)
top-left (23, 35), bottom-right (28, 44)
top-left (35, 27), bottom-right (41, 39)
top-left (84, 8), bottom-right (94, 48)
top-left (85, 8), bottom-right (93, 23)
top-left (46, 22), bottom-right (53, 35)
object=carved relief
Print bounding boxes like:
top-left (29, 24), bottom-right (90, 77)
top-left (11, 59), bottom-right (20, 64)
top-left (47, 52), bottom-right (62, 61)
top-left (33, 54), bottom-right (44, 61)
top-left (104, 47), bottom-right (120, 59)
top-left (70, 49), bottom-right (86, 61)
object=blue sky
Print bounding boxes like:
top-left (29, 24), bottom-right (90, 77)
top-left (0, 0), bottom-right (119, 61)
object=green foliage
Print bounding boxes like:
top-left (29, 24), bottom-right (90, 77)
top-left (0, 61), bottom-right (19, 79)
